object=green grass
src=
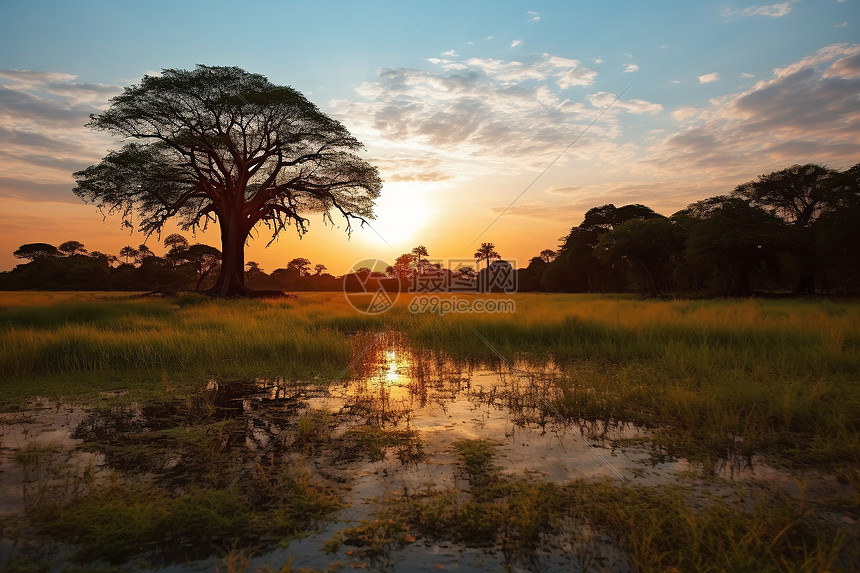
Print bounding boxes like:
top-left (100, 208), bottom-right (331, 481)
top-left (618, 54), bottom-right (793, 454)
top-left (0, 293), bottom-right (357, 401)
top-left (2, 292), bottom-right (858, 469)
top-left (367, 439), bottom-right (851, 572)
top-left (1, 291), bottom-right (858, 569)
top-left (12, 449), bottom-right (342, 565)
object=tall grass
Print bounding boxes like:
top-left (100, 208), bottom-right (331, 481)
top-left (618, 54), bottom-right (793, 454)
top-left (2, 292), bottom-right (858, 468)
top-left (0, 293), bottom-right (355, 399)
top-left (392, 293), bottom-right (859, 469)
top-left (381, 439), bottom-right (848, 572)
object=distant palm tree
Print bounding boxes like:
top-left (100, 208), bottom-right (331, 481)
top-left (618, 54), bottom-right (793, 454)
top-left (474, 242), bottom-right (500, 272)
top-left (412, 245), bottom-right (429, 275)
top-left (119, 245), bottom-right (138, 264)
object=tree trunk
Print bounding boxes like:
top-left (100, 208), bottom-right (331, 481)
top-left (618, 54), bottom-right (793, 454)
top-left (795, 254), bottom-right (816, 294)
top-left (637, 260), bottom-right (658, 297)
top-left (725, 263), bottom-right (751, 297)
top-left (209, 211), bottom-right (250, 297)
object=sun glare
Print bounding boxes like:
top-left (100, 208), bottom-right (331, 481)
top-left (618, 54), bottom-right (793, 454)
top-left (364, 184), bottom-right (432, 247)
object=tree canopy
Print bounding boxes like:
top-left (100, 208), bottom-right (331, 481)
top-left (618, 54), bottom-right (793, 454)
top-left (74, 65), bottom-right (381, 296)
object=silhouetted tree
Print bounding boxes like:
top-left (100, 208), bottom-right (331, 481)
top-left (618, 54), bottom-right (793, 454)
top-left (411, 245), bottom-right (429, 275)
top-left (733, 164), bottom-right (841, 293)
top-left (245, 261), bottom-right (267, 287)
top-left (539, 249), bottom-right (556, 263)
top-left (58, 240), bottom-right (87, 255)
top-left (163, 234), bottom-right (190, 268)
top-left (13, 243), bottom-right (60, 262)
top-left (580, 203), bottom-right (662, 231)
top-left (314, 263), bottom-right (327, 276)
top-left (135, 244), bottom-right (154, 265)
top-left (392, 253), bottom-right (415, 279)
top-left (178, 244), bottom-right (222, 291)
top-left (813, 163), bottom-right (860, 291)
top-left (518, 256), bottom-right (549, 291)
top-left (89, 251), bottom-right (118, 266)
top-left (682, 196), bottom-right (782, 296)
top-left (74, 65), bottom-right (381, 297)
top-left (286, 257), bottom-right (312, 277)
top-left (596, 217), bottom-right (685, 296)
top-left (473, 242), bottom-right (500, 272)
top-left (119, 245), bottom-right (138, 265)
top-left (544, 204), bottom-right (661, 292)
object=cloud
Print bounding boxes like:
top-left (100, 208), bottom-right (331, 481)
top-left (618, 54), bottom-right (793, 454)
top-left (655, 43), bottom-right (860, 174)
top-left (511, 39), bottom-right (522, 48)
top-left (488, 201), bottom-right (585, 223)
top-left (330, 52), bottom-right (665, 185)
top-left (624, 63), bottom-right (639, 73)
top-left (544, 185), bottom-right (584, 196)
top-left (373, 157), bottom-right (453, 182)
top-left (825, 51), bottom-right (860, 78)
top-left (588, 92), bottom-right (663, 114)
top-left (442, 49), bottom-right (457, 57)
top-left (740, 72), bottom-right (755, 78)
top-left (835, 21), bottom-right (848, 28)
top-left (557, 66), bottom-right (599, 88)
top-left (527, 11), bottom-right (541, 21)
top-left (671, 106), bottom-right (699, 121)
top-left (724, 2), bottom-right (793, 18)
top-left (698, 73), bottom-right (720, 83)
top-left (0, 69), bottom-right (122, 204)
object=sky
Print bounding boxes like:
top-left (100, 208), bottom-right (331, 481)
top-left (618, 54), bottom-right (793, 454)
top-left (0, 0), bottom-right (858, 275)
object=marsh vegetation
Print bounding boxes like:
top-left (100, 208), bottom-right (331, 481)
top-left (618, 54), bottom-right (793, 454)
top-left (0, 292), bottom-right (858, 571)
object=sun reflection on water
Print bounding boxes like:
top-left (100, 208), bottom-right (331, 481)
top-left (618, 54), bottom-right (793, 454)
top-left (384, 350), bottom-right (400, 384)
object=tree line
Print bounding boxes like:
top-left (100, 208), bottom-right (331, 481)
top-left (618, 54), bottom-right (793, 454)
top-left (0, 235), bottom-right (337, 292)
top-left (521, 163), bottom-right (860, 296)
top-left (3, 163), bottom-right (857, 296)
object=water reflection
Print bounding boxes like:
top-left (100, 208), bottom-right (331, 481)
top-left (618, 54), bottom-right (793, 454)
top-left (303, 331), bottom-right (649, 485)
top-left (2, 331), bottom-right (774, 511)
top-left (2, 331), bottom-right (849, 570)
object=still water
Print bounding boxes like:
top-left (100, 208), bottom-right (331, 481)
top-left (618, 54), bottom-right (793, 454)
top-left (1, 331), bottom-right (843, 571)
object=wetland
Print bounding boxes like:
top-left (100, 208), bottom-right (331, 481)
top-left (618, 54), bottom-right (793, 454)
top-left (0, 292), bottom-right (858, 571)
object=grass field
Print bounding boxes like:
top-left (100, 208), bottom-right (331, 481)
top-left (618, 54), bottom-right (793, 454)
top-left (1, 291), bottom-right (858, 571)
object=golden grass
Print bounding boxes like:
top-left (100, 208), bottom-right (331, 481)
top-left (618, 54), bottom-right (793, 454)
top-left (1, 291), bottom-right (858, 467)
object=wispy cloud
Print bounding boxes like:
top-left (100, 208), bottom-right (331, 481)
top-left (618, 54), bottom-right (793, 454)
top-left (656, 43), bottom-right (860, 174)
top-left (624, 63), bottom-right (639, 73)
top-left (511, 39), bottom-right (522, 48)
top-left (835, 21), bottom-right (848, 28)
top-left (442, 49), bottom-right (457, 57)
top-left (527, 11), bottom-right (541, 22)
top-left (588, 92), bottom-right (663, 114)
top-left (0, 69), bottom-right (122, 199)
top-left (698, 72), bottom-right (720, 83)
top-left (740, 72), bottom-right (755, 78)
top-left (373, 157), bottom-right (452, 182)
top-left (724, 2), bottom-right (793, 18)
top-left (331, 52), bottom-right (661, 182)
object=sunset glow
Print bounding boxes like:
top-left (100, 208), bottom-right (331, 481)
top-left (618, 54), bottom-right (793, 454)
top-left (1, 1), bottom-right (857, 274)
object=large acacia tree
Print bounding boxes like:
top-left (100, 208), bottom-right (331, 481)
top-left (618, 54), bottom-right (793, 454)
top-left (74, 65), bottom-right (381, 296)
top-left (732, 164), bottom-right (839, 293)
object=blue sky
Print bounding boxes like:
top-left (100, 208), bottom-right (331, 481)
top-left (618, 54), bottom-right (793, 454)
top-left (1, 0), bottom-right (857, 273)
